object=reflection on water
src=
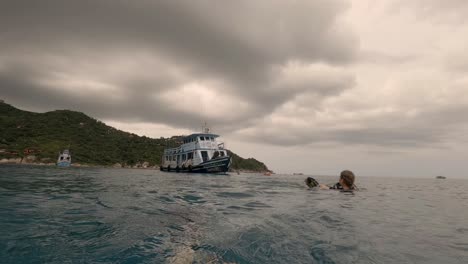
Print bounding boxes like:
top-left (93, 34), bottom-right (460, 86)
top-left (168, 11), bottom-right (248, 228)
top-left (1, 165), bottom-right (468, 263)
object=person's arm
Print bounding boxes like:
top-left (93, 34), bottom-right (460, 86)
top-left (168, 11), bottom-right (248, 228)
top-left (330, 182), bottom-right (343, 189)
top-left (319, 184), bottom-right (330, 190)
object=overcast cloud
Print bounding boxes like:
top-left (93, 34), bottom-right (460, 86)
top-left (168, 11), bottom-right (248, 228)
top-left (1, 0), bottom-right (468, 177)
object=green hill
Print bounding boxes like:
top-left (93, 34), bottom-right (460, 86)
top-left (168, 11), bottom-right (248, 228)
top-left (0, 101), bottom-right (269, 171)
top-left (227, 150), bottom-right (269, 172)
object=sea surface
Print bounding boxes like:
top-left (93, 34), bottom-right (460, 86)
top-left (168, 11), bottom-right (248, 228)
top-left (1, 165), bottom-right (467, 264)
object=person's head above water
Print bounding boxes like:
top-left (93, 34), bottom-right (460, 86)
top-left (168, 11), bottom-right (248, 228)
top-left (339, 170), bottom-right (355, 189)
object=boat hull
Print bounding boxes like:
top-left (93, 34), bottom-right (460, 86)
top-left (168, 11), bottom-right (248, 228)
top-left (57, 161), bottom-right (71, 167)
top-left (160, 156), bottom-right (231, 174)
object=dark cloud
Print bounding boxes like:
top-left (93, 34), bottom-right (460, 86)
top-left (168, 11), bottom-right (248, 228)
top-left (0, 63), bottom-right (244, 130)
top-left (234, 103), bottom-right (468, 148)
top-left (0, 0), bottom-right (357, 133)
top-left (0, 0), bottom-right (356, 78)
top-left (237, 126), bottom-right (447, 148)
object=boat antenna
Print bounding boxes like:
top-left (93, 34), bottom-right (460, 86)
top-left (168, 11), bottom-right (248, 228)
top-left (202, 121), bottom-right (210, 133)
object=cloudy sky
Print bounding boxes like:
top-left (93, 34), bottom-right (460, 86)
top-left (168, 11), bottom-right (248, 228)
top-left (1, 0), bottom-right (468, 177)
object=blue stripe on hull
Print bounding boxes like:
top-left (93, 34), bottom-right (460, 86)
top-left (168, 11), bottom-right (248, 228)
top-left (160, 157), bottom-right (231, 174)
top-left (57, 161), bottom-right (71, 167)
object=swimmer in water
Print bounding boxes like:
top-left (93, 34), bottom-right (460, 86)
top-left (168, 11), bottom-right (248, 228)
top-left (319, 170), bottom-right (356, 191)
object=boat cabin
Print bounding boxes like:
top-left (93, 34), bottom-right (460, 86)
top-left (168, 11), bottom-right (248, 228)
top-left (58, 149), bottom-right (71, 161)
top-left (162, 133), bottom-right (228, 169)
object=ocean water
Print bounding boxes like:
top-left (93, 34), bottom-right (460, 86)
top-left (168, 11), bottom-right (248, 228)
top-left (1, 165), bottom-right (467, 264)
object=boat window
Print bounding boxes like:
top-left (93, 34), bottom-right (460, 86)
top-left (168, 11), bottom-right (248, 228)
top-left (201, 151), bottom-right (209, 162)
top-left (211, 137), bottom-right (214, 141)
top-left (173, 156), bottom-right (176, 161)
top-left (212, 151), bottom-right (219, 159)
top-left (182, 154), bottom-right (186, 161)
top-left (187, 152), bottom-right (193, 159)
top-left (200, 137), bottom-right (205, 141)
top-left (60, 156), bottom-right (64, 160)
top-left (220, 151), bottom-right (225, 157)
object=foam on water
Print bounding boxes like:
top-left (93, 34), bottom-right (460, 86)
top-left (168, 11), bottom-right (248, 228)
top-left (1, 165), bottom-right (468, 263)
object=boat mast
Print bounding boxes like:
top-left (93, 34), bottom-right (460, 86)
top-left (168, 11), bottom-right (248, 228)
top-left (202, 121), bottom-right (210, 133)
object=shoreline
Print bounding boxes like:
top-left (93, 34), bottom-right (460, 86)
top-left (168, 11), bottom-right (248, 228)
top-left (0, 160), bottom-right (271, 173)
top-left (0, 160), bottom-right (159, 170)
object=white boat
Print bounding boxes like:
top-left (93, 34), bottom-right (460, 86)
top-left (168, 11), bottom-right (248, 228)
top-left (57, 149), bottom-right (71, 167)
top-left (160, 127), bottom-right (231, 173)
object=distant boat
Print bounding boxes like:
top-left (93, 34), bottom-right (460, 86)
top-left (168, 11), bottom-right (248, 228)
top-left (263, 172), bottom-right (272, 176)
top-left (293, 173), bottom-right (304, 175)
top-left (160, 126), bottom-right (231, 173)
top-left (57, 149), bottom-right (71, 167)
top-left (435, 176), bottom-right (446, 179)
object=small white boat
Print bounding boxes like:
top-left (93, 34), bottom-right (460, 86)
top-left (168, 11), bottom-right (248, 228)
top-left (57, 149), bottom-right (71, 167)
top-left (160, 127), bottom-right (231, 173)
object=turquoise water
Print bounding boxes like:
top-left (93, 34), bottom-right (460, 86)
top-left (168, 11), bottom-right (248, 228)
top-left (1, 165), bottom-right (467, 263)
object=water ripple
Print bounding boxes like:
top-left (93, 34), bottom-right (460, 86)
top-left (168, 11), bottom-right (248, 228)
top-left (1, 166), bottom-right (468, 264)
